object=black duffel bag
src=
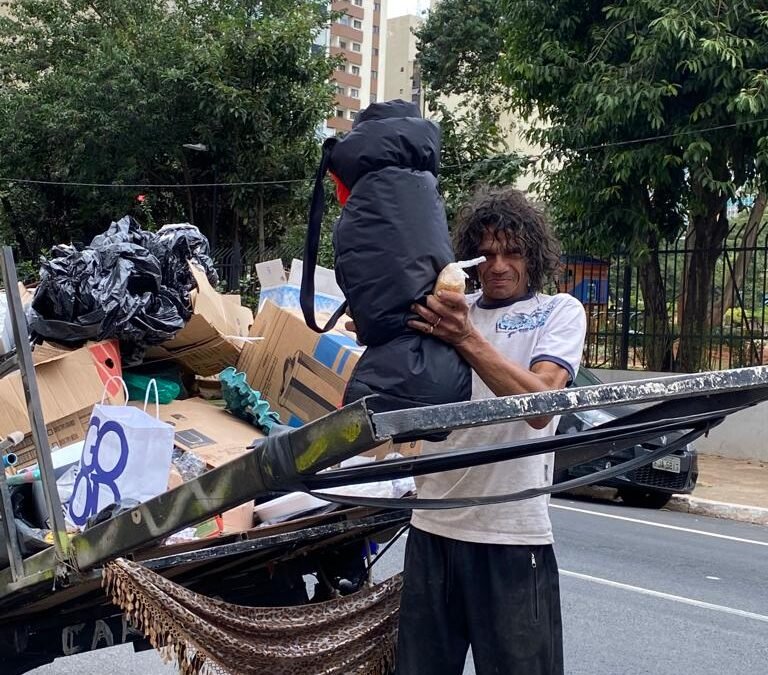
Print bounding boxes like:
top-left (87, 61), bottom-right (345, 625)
top-left (301, 100), bottom-right (472, 440)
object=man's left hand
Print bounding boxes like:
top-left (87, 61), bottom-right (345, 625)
top-left (408, 290), bottom-right (474, 346)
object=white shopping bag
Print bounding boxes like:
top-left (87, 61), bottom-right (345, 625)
top-left (68, 377), bottom-right (174, 528)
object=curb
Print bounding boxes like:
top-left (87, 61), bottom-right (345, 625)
top-left (667, 494), bottom-right (768, 527)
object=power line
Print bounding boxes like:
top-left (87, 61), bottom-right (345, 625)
top-left (567, 116), bottom-right (768, 154)
top-left (0, 177), bottom-right (312, 188)
top-left (1, 116), bottom-right (767, 190)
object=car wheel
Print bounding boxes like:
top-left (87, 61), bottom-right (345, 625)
top-left (618, 487), bottom-right (671, 509)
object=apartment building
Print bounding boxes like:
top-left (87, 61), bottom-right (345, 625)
top-left (326, 0), bottom-right (388, 134)
top-left (384, 8), bottom-right (541, 192)
top-left (384, 14), bottom-right (423, 113)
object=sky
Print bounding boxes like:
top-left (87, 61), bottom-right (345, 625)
top-left (387, 0), bottom-right (430, 19)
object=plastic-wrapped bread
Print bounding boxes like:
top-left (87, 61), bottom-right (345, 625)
top-left (434, 257), bottom-right (486, 294)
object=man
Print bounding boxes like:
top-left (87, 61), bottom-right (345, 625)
top-left (397, 186), bottom-right (587, 675)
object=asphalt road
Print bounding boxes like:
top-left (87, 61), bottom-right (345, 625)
top-left (32, 497), bottom-right (768, 675)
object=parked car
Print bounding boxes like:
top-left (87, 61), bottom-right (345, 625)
top-left (555, 368), bottom-right (698, 509)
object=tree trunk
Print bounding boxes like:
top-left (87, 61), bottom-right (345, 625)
top-left (710, 191), bottom-right (767, 326)
top-left (637, 240), bottom-right (673, 371)
top-left (677, 221), bottom-right (695, 330)
top-left (179, 153), bottom-right (195, 226)
top-left (257, 188), bottom-right (265, 259)
top-left (677, 198), bottom-right (730, 372)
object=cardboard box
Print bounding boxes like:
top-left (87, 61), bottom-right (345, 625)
top-left (0, 341), bottom-right (122, 467)
top-left (238, 300), bottom-right (360, 428)
top-left (237, 301), bottom-right (420, 458)
top-left (144, 264), bottom-right (254, 376)
top-left (221, 501), bottom-right (255, 534)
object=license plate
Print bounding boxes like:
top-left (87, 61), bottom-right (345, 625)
top-left (652, 456), bottom-right (681, 473)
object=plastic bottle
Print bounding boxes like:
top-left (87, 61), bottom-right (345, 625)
top-left (434, 257), bottom-right (487, 294)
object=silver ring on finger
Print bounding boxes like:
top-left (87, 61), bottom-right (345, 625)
top-left (433, 317), bottom-right (442, 328)
top-left (427, 324), bottom-right (434, 334)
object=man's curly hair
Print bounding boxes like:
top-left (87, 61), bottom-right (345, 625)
top-left (454, 186), bottom-right (561, 293)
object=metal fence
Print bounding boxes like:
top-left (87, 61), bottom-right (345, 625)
top-left (214, 219), bottom-right (768, 372)
top-left (554, 220), bottom-right (768, 371)
top-left (212, 243), bottom-right (303, 302)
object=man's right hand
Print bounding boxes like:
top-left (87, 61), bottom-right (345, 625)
top-left (344, 319), bottom-right (364, 346)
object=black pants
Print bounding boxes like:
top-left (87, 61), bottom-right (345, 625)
top-left (396, 527), bottom-right (563, 675)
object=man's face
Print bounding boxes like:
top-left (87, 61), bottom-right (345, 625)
top-left (476, 227), bottom-right (530, 301)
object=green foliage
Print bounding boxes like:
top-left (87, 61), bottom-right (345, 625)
top-left (279, 180), bottom-right (339, 270)
top-left (416, 0), bottom-right (505, 101)
top-left (420, 0), bottom-right (768, 370)
top-left (417, 3), bottom-right (527, 224)
top-left (0, 0), bottom-right (335, 258)
top-left (436, 100), bottom-right (529, 223)
top-left (496, 0), bottom-right (768, 250)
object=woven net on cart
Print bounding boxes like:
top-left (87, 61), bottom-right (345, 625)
top-left (103, 558), bottom-right (401, 675)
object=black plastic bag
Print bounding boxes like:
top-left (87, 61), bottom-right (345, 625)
top-left (149, 223), bottom-right (219, 292)
top-left (29, 216), bottom-right (213, 365)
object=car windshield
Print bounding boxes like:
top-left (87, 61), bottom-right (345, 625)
top-left (569, 367), bottom-right (638, 422)
top-left (573, 368), bottom-right (603, 387)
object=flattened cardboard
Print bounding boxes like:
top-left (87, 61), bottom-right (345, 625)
top-left (0, 340), bottom-right (122, 467)
top-left (152, 397), bottom-right (263, 468)
top-left (144, 263), bottom-right (254, 376)
top-left (154, 397), bottom-right (260, 535)
top-left (221, 501), bottom-right (255, 534)
top-left (255, 259), bottom-right (287, 289)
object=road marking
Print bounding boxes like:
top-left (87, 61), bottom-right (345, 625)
top-left (561, 570), bottom-right (768, 624)
top-left (706, 576), bottom-right (721, 581)
top-left (551, 503), bottom-right (768, 547)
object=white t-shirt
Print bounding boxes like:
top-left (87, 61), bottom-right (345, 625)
top-left (411, 292), bottom-right (587, 545)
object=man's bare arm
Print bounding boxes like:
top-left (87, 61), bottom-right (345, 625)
top-left (409, 290), bottom-right (571, 429)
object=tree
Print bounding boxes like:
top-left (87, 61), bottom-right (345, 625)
top-left (419, 0), bottom-right (768, 371)
top-left (416, 0), bottom-right (504, 102)
top-left (0, 0), bottom-right (335, 258)
top-left (415, 3), bottom-right (527, 226)
top-left (434, 100), bottom-right (529, 223)
top-left (498, 0), bottom-right (768, 371)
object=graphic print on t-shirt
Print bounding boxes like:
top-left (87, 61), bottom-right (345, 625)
top-left (496, 299), bottom-right (558, 336)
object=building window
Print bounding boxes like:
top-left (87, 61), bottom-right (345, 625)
top-left (350, 88), bottom-right (359, 99)
top-left (337, 63), bottom-right (347, 73)
top-left (372, 47), bottom-right (379, 56)
top-left (353, 19), bottom-right (362, 30)
top-left (348, 110), bottom-right (357, 121)
top-left (339, 39), bottom-right (347, 49)
top-left (370, 93), bottom-right (377, 103)
top-left (374, 2), bottom-right (381, 11)
top-left (371, 69), bottom-right (378, 79)
top-left (352, 42), bottom-right (361, 52)
top-left (373, 25), bottom-right (380, 34)
top-left (336, 85), bottom-right (346, 96)
top-left (338, 15), bottom-right (351, 26)
top-left (336, 109), bottom-right (345, 118)
top-left (354, 0), bottom-right (363, 5)
top-left (400, 66), bottom-right (405, 72)
top-left (351, 65), bottom-right (361, 76)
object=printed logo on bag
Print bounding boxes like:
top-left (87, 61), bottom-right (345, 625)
top-left (69, 415), bottom-right (129, 527)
